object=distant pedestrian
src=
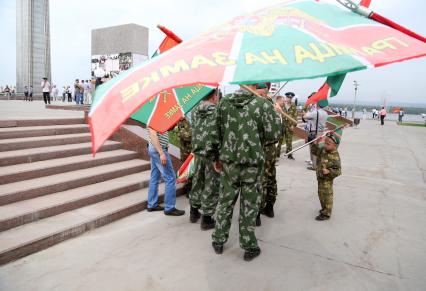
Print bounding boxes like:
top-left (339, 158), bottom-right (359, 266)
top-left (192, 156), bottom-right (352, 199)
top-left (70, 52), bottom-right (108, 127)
top-left (303, 99), bottom-right (329, 171)
top-left (379, 107), bottom-right (387, 125)
top-left (83, 80), bottom-right (92, 104)
top-left (398, 109), bottom-right (404, 123)
top-left (4, 85), bottom-right (11, 100)
top-left (52, 85), bottom-right (59, 101)
top-left (62, 86), bottom-right (67, 102)
top-left (67, 86), bottom-right (72, 102)
top-left (41, 77), bottom-right (51, 104)
top-left (362, 108), bottom-right (367, 120)
top-left (24, 86), bottom-right (29, 101)
top-left (29, 86), bottom-right (33, 101)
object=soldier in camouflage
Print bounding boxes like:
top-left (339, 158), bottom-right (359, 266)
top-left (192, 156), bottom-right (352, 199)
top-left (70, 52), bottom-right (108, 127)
top-left (177, 117), bottom-right (192, 195)
top-left (210, 84), bottom-right (282, 261)
top-left (276, 92), bottom-right (298, 160)
top-left (189, 89), bottom-right (220, 230)
top-left (311, 131), bottom-right (342, 221)
top-left (256, 83), bottom-right (283, 222)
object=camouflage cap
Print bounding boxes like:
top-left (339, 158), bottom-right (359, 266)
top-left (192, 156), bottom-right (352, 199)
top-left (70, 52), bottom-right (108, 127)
top-left (284, 92), bottom-right (295, 97)
top-left (326, 128), bottom-right (342, 144)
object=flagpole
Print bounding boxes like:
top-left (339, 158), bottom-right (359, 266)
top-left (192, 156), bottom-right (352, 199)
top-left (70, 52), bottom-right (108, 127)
top-left (272, 81), bottom-right (289, 97)
top-left (283, 123), bottom-right (347, 156)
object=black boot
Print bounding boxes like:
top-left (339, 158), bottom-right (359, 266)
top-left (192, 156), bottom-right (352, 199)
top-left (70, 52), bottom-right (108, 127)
top-left (200, 215), bottom-right (216, 230)
top-left (243, 247), bottom-right (261, 261)
top-left (287, 154), bottom-right (295, 160)
top-left (261, 203), bottom-right (274, 218)
top-left (189, 206), bottom-right (201, 223)
top-left (212, 242), bottom-right (223, 254)
top-left (256, 213), bottom-right (261, 226)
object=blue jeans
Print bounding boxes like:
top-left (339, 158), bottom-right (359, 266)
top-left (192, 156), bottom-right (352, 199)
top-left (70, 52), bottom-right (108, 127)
top-left (148, 145), bottom-right (176, 211)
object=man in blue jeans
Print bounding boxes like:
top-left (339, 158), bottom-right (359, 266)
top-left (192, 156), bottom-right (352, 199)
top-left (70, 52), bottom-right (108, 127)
top-left (147, 128), bottom-right (185, 216)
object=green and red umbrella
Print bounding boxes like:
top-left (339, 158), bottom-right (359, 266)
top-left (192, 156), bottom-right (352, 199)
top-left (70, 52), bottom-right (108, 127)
top-left (89, 0), bottom-right (426, 154)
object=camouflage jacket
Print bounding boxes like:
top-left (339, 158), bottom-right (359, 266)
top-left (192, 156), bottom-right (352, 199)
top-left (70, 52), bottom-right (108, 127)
top-left (312, 143), bottom-right (342, 180)
top-left (191, 101), bottom-right (217, 157)
top-left (212, 90), bottom-right (282, 166)
top-left (282, 103), bottom-right (298, 129)
top-left (177, 117), bottom-right (192, 143)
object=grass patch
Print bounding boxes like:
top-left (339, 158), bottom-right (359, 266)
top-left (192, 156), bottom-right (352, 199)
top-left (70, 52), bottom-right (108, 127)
top-left (399, 122), bottom-right (426, 127)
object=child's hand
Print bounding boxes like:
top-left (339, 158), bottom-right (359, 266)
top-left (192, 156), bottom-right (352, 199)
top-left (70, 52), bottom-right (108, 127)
top-left (322, 168), bottom-right (330, 175)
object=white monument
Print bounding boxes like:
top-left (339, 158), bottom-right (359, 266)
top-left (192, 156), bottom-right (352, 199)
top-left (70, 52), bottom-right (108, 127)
top-left (16, 0), bottom-right (51, 95)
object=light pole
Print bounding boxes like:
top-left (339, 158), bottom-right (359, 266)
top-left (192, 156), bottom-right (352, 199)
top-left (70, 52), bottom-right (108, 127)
top-left (352, 80), bottom-right (359, 119)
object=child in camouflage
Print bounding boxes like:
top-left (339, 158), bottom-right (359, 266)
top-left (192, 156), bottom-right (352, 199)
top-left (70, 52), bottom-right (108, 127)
top-left (311, 131), bottom-right (342, 221)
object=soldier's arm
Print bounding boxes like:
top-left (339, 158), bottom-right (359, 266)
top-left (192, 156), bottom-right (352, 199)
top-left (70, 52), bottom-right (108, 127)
top-left (263, 102), bottom-right (282, 144)
top-left (209, 103), bottom-right (222, 162)
top-left (324, 153), bottom-right (342, 179)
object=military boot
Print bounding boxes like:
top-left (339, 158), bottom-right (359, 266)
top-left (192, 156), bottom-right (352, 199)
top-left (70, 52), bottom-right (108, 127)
top-left (243, 247), bottom-right (261, 261)
top-left (256, 213), bottom-right (261, 226)
top-left (189, 206), bottom-right (201, 223)
top-left (212, 242), bottom-right (223, 254)
top-left (200, 215), bottom-right (215, 230)
top-left (261, 203), bottom-right (274, 218)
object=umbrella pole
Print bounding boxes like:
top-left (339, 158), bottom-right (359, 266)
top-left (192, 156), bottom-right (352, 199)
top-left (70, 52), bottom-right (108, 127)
top-left (241, 84), bottom-right (298, 125)
top-left (272, 81), bottom-right (289, 97)
top-left (283, 124), bottom-right (347, 156)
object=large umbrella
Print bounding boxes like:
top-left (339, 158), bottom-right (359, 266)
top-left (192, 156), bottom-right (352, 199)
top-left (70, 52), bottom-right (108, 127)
top-left (89, 0), bottom-right (426, 154)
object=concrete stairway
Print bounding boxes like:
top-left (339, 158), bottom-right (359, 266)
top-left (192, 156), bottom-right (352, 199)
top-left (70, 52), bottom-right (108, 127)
top-left (0, 118), bottom-right (167, 265)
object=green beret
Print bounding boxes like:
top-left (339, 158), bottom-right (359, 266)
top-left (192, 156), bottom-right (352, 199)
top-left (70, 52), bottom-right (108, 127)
top-left (326, 128), bottom-right (342, 144)
top-left (257, 83), bottom-right (268, 89)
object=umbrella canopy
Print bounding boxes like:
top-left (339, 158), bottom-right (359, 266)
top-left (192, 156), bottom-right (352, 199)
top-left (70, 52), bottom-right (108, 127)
top-left (89, 0), bottom-right (426, 154)
top-left (130, 84), bottom-right (215, 132)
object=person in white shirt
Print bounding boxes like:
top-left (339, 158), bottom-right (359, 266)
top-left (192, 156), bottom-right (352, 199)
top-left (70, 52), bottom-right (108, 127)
top-left (84, 80), bottom-right (92, 104)
top-left (41, 78), bottom-right (51, 104)
top-left (303, 99), bottom-right (329, 170)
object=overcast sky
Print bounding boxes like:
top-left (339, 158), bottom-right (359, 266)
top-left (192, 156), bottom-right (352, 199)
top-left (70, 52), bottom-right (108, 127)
top-left (1, 0), bottom-right (425, 105)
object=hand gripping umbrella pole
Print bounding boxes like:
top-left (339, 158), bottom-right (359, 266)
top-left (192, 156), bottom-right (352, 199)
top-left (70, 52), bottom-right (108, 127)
top-left (283, 123), bottom-right (348, 157)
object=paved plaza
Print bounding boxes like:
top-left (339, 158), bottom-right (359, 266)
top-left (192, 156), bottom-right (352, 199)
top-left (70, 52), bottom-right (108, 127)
top-left (0, 103), bottom-right (425, 291)
top-left (0, 100), bottom-right (82, 120)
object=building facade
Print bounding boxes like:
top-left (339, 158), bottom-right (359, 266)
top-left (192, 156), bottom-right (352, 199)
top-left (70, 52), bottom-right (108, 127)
top-left (91, 24), bottom-right (149, 79)
top-left (16, 0), bottom-right (51, 94)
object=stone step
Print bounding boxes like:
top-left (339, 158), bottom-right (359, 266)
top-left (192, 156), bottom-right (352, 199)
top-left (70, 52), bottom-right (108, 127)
top-left (0, 118), bottom-right (85, 128)
top-left (0, 184), bottom-right (185, 266)
top-left (0, 133), bottom-right (92, 152)
top-left (0, 140), bottom-right (121, 167)
top-left (0, 159), bottom-right (150, 206)
top-left (0, 172), bottom-right (150, 231)
top-left (0, 124), bottom-right (89, 139)
top-left (0, 149), bottom-right (139, 185)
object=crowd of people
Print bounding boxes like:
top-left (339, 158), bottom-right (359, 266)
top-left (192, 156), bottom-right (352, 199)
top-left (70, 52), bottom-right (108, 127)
top-left (146, 83), bottom-right (342, 261)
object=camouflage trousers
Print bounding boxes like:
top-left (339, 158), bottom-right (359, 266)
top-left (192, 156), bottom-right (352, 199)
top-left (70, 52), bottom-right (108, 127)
top-left (189, 155), bottom-right (219, 216)
top-left (261, 143), bottom-right (277, 209)
top-left (318, 179), bottom-right (334, 217)
top-left (212, 163), bottom-right (263, 250)
top-left (180, 140), bottom-right (193, 194)
top-left (276, 128), bottom-right (293, 157)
